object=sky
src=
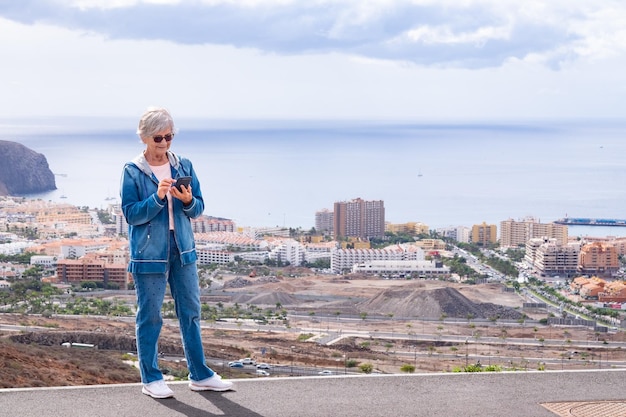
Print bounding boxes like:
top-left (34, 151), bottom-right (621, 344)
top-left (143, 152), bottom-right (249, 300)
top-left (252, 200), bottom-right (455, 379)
top-left (0, 0), bottom-right (625, 122)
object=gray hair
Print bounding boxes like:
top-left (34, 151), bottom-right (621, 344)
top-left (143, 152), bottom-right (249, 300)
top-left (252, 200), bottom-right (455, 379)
top-left (136, 107), bottom-right (177, 139)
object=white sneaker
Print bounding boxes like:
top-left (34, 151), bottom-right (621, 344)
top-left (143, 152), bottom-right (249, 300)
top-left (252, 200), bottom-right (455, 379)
top-left (189, 374), bottom-right (234, 392)
top-left (142, 380), bottom-right (174, 399)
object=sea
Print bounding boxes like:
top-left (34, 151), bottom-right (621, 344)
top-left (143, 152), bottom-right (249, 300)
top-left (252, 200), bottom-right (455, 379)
top-left (1, 117), bottom-right (626, 239)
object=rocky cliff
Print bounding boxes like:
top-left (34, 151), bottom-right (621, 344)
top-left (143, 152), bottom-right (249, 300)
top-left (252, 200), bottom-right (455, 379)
top-left (0, 140), bottom-right (56, 195)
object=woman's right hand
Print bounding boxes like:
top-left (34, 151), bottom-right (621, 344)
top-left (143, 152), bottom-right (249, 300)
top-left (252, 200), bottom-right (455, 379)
top-left (157, 178), bottom-right (174, 200)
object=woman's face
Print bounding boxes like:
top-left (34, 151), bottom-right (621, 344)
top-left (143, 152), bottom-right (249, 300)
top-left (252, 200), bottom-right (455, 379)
top-left (142, 128), bottom-right (173, 156)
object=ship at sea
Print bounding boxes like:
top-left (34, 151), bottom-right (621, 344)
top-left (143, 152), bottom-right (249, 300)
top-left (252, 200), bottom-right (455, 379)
top-left (554, 217), bottom-right (626, 227)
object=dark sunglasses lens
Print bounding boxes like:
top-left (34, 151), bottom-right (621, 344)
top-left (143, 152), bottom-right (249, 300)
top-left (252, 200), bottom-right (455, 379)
top-left (153, 134), bottom-right (173, 143)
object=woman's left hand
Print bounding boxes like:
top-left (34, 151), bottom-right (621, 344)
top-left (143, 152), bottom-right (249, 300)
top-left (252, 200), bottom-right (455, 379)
top-left (170, 183), bottom-right (193, 205)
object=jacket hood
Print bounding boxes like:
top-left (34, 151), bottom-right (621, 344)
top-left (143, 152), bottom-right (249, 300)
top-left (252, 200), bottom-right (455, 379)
top-left (129, 151), bottom-right (181, 176)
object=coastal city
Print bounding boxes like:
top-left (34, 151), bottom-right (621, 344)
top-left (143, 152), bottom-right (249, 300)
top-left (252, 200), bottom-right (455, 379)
top-left (2, 194), bottom-right (626, 327)
top-left (2, 193), bottom-right (626, 388)
top-left (2, 195), bottom-right (626, 293)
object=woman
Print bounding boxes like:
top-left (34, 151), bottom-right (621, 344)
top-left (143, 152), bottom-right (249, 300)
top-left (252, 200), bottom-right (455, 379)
top-left (121, 107), bottom-right (233, 398)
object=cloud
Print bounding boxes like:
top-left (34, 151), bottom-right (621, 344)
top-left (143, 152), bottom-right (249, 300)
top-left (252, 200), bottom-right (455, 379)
top-left (2, 0), bottom-right (624, 69)
top-left (1, 0), bottom-right (625, 121)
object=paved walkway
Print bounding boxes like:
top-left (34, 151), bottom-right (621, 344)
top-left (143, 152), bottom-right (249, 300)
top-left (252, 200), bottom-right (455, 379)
top-left (1, 369), bottom-right (625, 417)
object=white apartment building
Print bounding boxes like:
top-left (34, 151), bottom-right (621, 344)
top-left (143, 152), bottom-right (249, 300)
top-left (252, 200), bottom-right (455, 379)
top-left (0, 233), bottom-right (32, 256)
top-left (0, 241), bottom-right (31, 255)
top-left (30, 255), bottom-right (58, 268)
top-left (525, 237), bottom-right (581, 277)
top-left (351, 260), bottom-right (450, 278)
top-left (196, 248), bottom-right (270, 265)
top-left (435, 226), bottom-right (470, 243)
top-left (113, 206), bottom-right (128, 236)
top-left (315, 209), bottom-right (334, 234)
top-left (236, 251), bottom-right (270, 264)
top-left (195, 232), bottom-right (268, 251)
top-left (191, 216), bottom-right (235, 233)
top-left (303, 241), bottom-right (335, 264)
top-left (242, 227), bottom-right (291, 239)
top-left (196, 249), bottom-right (235, 265)
top-left (0, 232), bottom-right (18, 241)
top-left (268, 239), bottom-right (305, 266)
top-left (331, 244), bottom-right (425, 274)
top-left (193, 232), bottom-right (270, 265)
top-left (61, 242), bottom-right (110, 259)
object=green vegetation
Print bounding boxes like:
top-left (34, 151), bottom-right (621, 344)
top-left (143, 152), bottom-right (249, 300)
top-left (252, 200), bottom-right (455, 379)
top-left (10, 279), bottom-right (61, 297)
top-left (0, 280), bottom-right (133, 317)
top-left (302, 258), bottom-right (331, 270)
top-left (4, 225), bottom-right (39, 240)
top-left (0, 251), bottom-right (38, 264)
top-left (21, 265), bottom-right (44, 280)
top-left (359, 363), bottom-right (374, 374)
top-left (484, 255), bottom-right (518, 278)
top-left (96, 209), bottom-right (114, 224)
top-left (453, 242), bottom-right (519, 278)
top-left (456, 242), bottom-right (482, 257)
top-left (400, 364), bottom-right (416, 373)
top-left (160, 364), bottom-right (190, 380)
top-left (504, 248), bottom-right (525, 262)
top-left (452, 364), bottom-right (502, 373)
top-left (524, 277), bottom-right (620, 323)
top-left (345, 359), bottom-right (358, 368)
top-left (370, 232), bottom-right (415, 248)
top-left (442, 254), bottom-right (482, 280)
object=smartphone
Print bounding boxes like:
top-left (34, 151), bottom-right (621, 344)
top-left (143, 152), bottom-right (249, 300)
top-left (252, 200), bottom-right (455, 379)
top-left (173, 176), bottom-right (192, 192)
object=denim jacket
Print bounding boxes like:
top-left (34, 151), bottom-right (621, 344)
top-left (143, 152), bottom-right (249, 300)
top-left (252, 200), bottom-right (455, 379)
top-left (120, 151), bottom-right (204, 274)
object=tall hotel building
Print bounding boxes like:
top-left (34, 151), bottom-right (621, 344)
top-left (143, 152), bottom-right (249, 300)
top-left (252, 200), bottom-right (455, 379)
top-left (500, 217), bottom-right (568, 248)
top-left (333, 198), bottom-right (385, 240)
top-left (315, 209), bottom-right (334, 235)
top-left (471, 222), bottom-right (497, 246)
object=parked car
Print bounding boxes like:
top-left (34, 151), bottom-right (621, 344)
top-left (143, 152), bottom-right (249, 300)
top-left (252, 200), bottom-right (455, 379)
top-left (255, 369), bottom-right (270, 376)
top-left (228, 361), bottom-right (244, 368)
top-left (318, 370), bottom-right (333, 375)
top-left (256, 363), bottom-right (271, 370)
top-left (240, 357), bottom-right (256, 365)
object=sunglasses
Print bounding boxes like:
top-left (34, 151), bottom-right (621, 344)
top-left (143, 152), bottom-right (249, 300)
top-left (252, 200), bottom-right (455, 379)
top-left (153, 133), bottom-right (174, 143)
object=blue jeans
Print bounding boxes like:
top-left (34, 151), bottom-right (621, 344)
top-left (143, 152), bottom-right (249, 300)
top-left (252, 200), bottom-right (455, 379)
top-left (134, 231), bottom-right (214, 384)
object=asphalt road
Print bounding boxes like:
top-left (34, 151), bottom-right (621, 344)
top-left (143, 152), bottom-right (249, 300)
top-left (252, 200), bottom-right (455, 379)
top-left (1, 369), bottom-right (625, 417)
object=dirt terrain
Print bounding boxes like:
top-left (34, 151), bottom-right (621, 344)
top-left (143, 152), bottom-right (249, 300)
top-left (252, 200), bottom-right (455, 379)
top-left (1, 274), bottom-right (624, 388)
top-left (220, 273), bottom-right (526, 319)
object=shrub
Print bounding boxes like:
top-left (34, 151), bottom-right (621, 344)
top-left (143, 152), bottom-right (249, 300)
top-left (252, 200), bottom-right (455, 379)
top-left (345, 359), bottom-right (358, 368)
top-left (297, 333), bottom-right (314, 342)
top-left (359, 363), bottom-right (374, 374)
top-left (400, 364), bottom-right (415, 373)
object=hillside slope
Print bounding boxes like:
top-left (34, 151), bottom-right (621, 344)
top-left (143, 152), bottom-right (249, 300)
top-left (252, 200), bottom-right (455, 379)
top-left (0, 140), bottom-right (56, 195)
top-left (0, 337), bottom-right (139, 388)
